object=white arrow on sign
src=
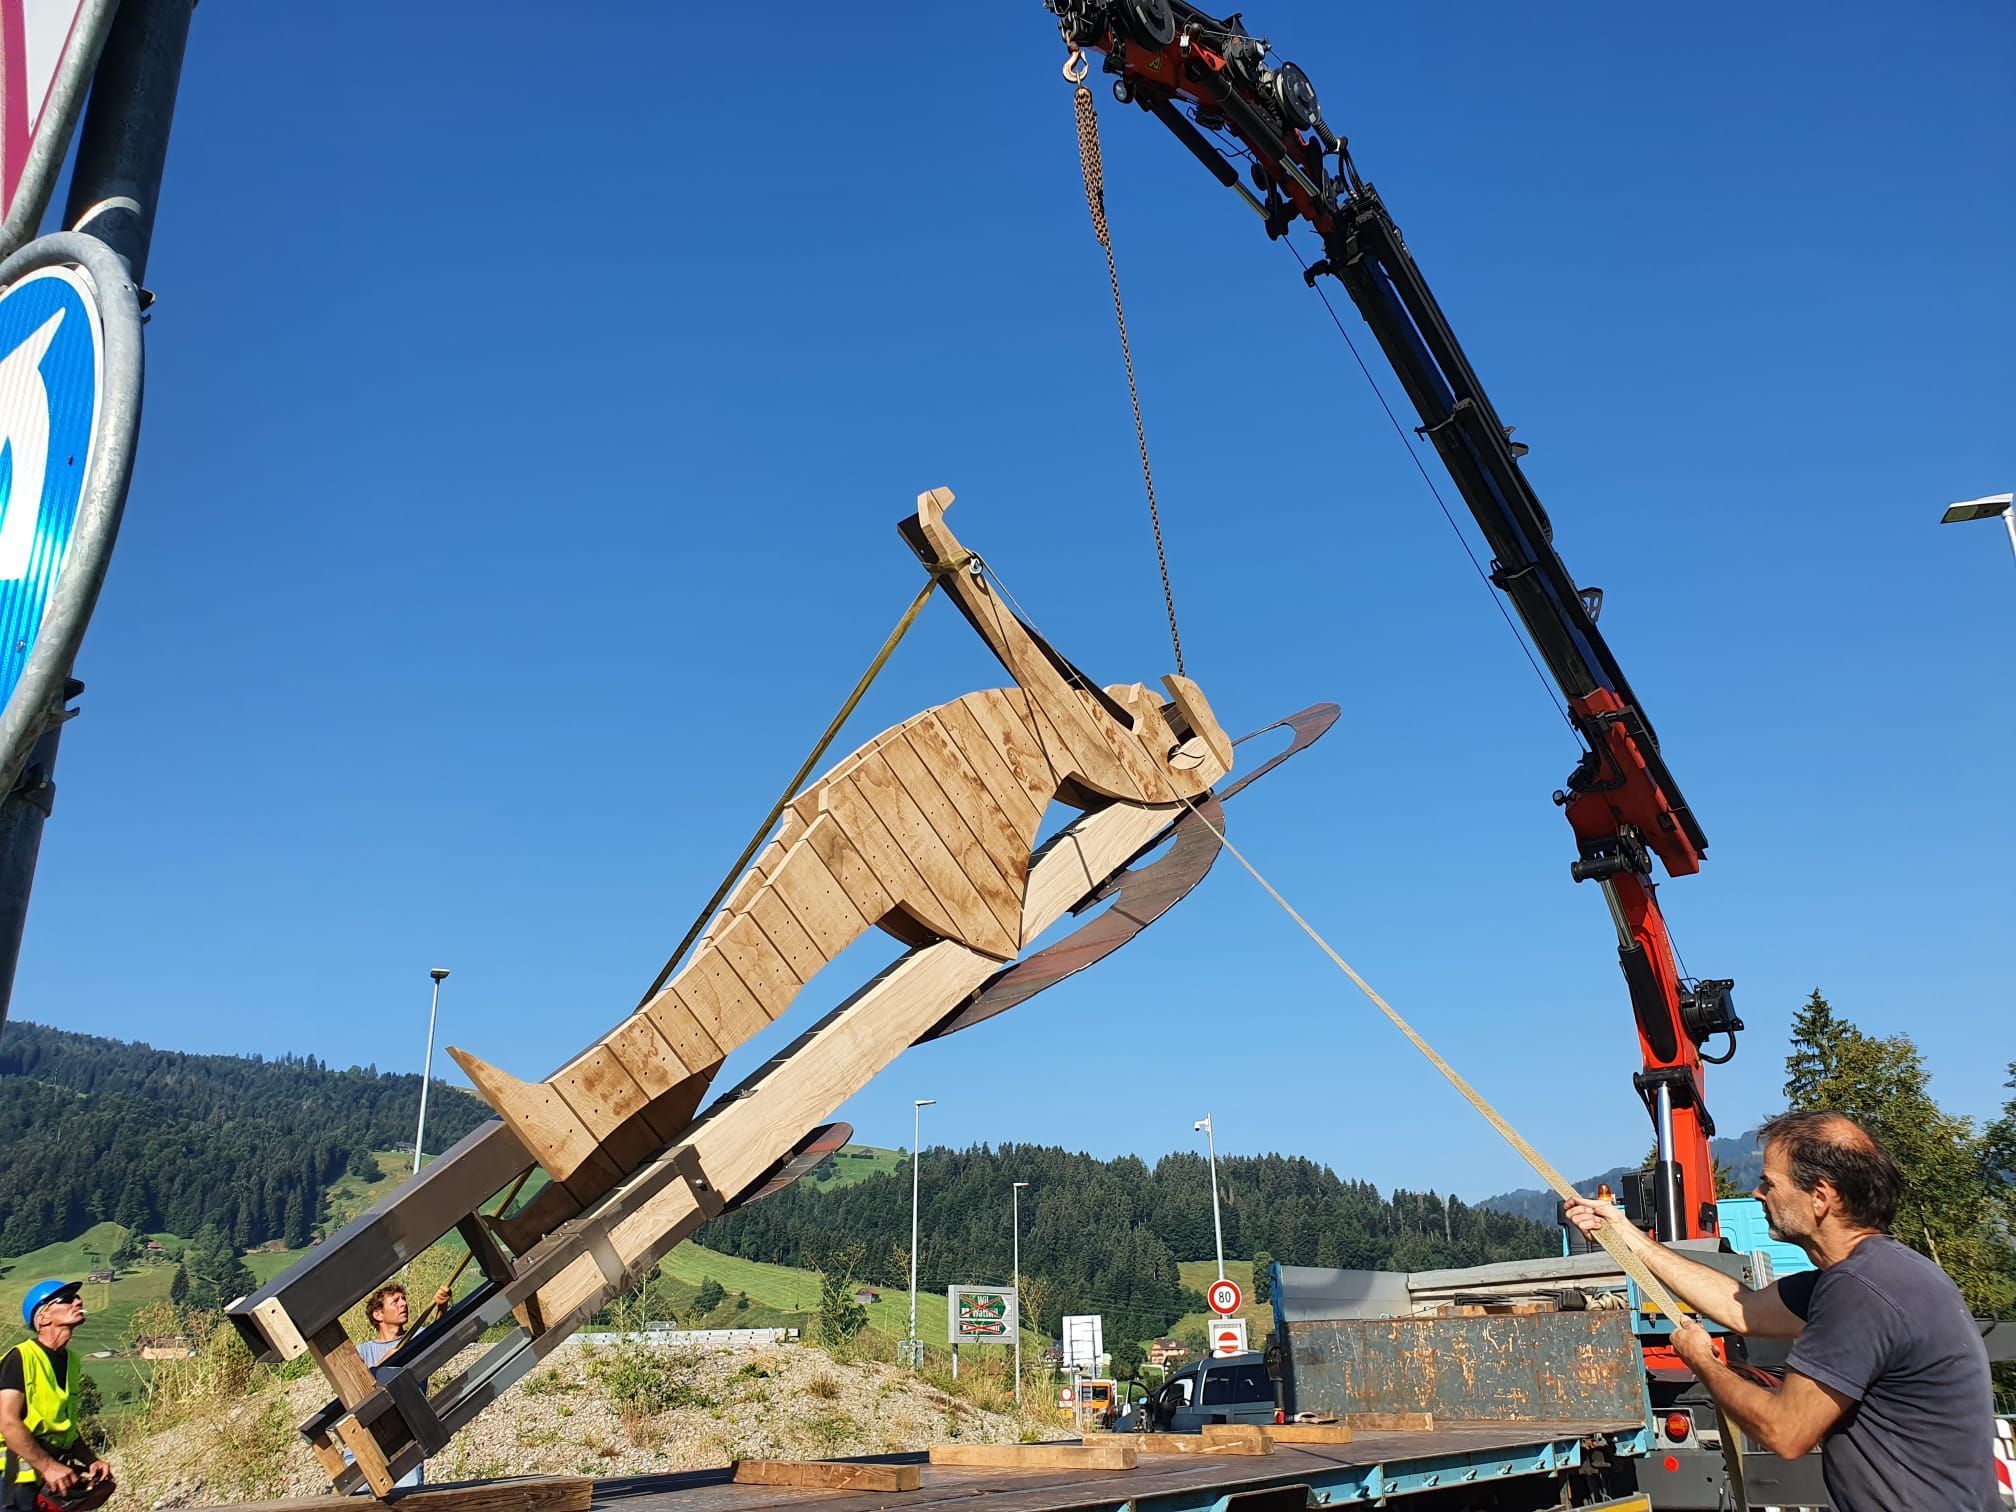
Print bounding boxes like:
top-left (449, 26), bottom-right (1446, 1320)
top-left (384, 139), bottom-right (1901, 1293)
top-left (0, 307), bottom-right (64, 579)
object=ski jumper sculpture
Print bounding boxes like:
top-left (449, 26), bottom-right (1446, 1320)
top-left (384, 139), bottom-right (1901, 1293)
top-left (229, 488), bottom-right (1334, 1494)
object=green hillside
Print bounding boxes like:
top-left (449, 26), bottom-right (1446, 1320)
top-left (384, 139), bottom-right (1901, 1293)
top-left (1172, 1258), bottom-right (1274, 1346)
top-left (806, 1145), bottom-right (904, 1191)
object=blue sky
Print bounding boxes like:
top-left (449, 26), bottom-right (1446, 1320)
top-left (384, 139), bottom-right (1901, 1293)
top-left (10, 1), bottom-right (2011, 1208)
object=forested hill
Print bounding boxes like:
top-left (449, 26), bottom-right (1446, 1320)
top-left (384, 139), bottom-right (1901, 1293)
top-left (0, 1021), bottom-right (490, 1254)
top-left (700, 1144), bottom-right (1558, 1342)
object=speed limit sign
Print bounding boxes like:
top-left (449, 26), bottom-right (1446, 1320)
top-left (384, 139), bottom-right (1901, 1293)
top-left (1208, 1277), bottom-right (1242, 1315)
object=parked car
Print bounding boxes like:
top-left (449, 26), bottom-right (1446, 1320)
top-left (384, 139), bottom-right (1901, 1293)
top-left (1141, 1351), bottom-right (1276, 1432)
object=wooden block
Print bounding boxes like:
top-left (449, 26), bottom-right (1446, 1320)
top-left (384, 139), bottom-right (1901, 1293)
top-left (226, 1474), bottom-right (592, 1512)
top-left (553, 1045), bottom-right (648, 1139)
top-left (1344, 1411), bottom-right (1434, 1432)
top-left (733, 1460), bottom-right (921, 1492)
top-left (307, 1323), bottom-right (376, 1410)
top-left (449, 1046), bottom-right (616, 1186)
top-left (748, 886), bottom-right (826, 983)
top-left (1263, 1423), bottom-right (1354, 1444)
top-left (712, 912), bottom-right (802, 1020)
top-left (640, 990), bottom-right (721, 1074)
top-left (672, 962), bottom-right (765, 1056)
top-left (332, 1414), bottom-right (395, 1497)
top-left (928, 1441), bottom-right (1137, 1471)
top-left (765, 832), bottom-right (872, 960)
top-left (1199, 1424), bottom-right (1271, 1453)
top-left (603, 1015), bottom-right (684, 1100)
top-left (1090, 1432), bottom-right (1272, 1456)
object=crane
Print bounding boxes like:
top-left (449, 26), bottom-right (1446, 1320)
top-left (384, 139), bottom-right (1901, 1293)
top-left (1043, 0), bottom-right (1743, 1241)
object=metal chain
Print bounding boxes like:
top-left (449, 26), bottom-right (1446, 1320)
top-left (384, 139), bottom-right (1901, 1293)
top-left (1072, 82), bottom-right (1185, 677)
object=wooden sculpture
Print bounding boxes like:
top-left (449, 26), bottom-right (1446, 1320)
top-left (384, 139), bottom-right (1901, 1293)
top-left (450, 486), bottom-right (1234, 1202)
top-left (228, 486), bottom-right (1341, 1498)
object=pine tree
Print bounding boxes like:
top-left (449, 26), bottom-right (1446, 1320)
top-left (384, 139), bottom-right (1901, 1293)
top-left (1780, 994), bottom-right (2016, 1316)
top-left (1250, 1251), bottom-right (1274, 1304)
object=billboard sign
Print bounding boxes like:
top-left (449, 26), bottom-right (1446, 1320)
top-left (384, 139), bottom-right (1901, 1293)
top-left (1060, 1313), bottom-right (1103, 1372)
top-left (0, 0), bottom-right (120, 260)
top-left (946, 1285), bottom-right (1017, 1343)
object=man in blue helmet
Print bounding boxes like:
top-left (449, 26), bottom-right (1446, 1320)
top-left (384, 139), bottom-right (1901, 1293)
top-left (0, 1282), bottom-right (112, 1511)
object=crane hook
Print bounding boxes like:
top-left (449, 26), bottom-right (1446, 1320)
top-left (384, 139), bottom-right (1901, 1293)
top-left (1062, 47), bottom-right (1089, 83)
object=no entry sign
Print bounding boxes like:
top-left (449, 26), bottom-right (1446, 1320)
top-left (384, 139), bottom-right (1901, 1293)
top-left (1207, 1277), bottom-right (1242, 1315)
top-left (1211, 1318), bottom-right (1249, 1358)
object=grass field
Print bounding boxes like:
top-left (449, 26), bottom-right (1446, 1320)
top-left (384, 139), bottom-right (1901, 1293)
top-left (1173, 1258), bottom-right (1274, 1346)
top-left (805, 1145), bottom-right (904, 1191)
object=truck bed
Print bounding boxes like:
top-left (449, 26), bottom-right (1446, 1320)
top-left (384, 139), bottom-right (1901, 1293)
top-left (584, 1426), bottom-right (1648, 1512)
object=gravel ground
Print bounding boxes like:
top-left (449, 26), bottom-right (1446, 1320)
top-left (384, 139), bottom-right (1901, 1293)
top-left (115, 1337), bottom-right (1060, 1508)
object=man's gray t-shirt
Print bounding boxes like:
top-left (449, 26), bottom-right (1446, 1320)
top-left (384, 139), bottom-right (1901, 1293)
top-left (1777, 1235), bottom-right (1996, 1511)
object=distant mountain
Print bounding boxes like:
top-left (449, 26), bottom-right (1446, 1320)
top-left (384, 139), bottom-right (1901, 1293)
top-left (0, 1020), bottom-right (491, 1254)
top-left (1476, 1129), bottom-right (1764, 1226)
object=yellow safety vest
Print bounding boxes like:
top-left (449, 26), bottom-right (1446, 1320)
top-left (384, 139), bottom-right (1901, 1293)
top-left (7, 1341), bottom-right (79, 1482)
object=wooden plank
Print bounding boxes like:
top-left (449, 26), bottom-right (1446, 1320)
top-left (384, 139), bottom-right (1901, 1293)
top-left (961, 690), bottom-right (1064, 811)
top-left (748, 886), bottom-right (825, 983)
top-left (766, 834), bottom-right (873, 960)
top-left (331, 1414), bottom-right (395, 1497)
top-left (798, 814), bottom-right (900, 941)
top-left (904, 716), bottom-right (1030, 891)
top-left (732, 1460), bottom-right (921, 1492)
top-left (820, 777), bottom-right (962, 944)
top-left (603, 1015), bottom-right (685, 1100)
top-left (552, 1045), bottom-right (648, 1140)
top-left (1263, 1423), bottom-right (1355, 1444)
top-left (712, 912), bottom-right (802, 1021)
top-left (928, 1441), bottom-right (1138, 1471)
top-left (224, 1473), bottom-right (592, 1512)
top-left (1199, 1424), bottom-right (1272, 1454)
top-left (674, 959), bottom-right (768, 1055)
top-left (1087, 1432), bottom-right (1273, 1456)
top-left (308, 1323), bottom-right (375, 1408)
top-left (876, 731), bottom-right (1025, 943)
top-left (1344, 1411), bottom-right (1435, 1432)
top-left (447, 1049), bottom-right (613, 1187)
top-left (640, 990), bottom-right (722, 1075)
top-left (937, 695), bottom-right (1045, 835)
top-left (847, 753), bottom-right (1010, 956)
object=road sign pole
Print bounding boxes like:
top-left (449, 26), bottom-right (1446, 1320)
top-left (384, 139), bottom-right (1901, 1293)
top-left (0, 0), bottom-right (190, 1041)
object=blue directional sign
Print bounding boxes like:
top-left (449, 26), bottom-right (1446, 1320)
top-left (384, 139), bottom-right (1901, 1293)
top-left (0, 267), bottom-right (101, 718)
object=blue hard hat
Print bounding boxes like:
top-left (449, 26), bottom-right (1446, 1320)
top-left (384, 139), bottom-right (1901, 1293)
top-left (20, 1280), bottom-right (81, 1329)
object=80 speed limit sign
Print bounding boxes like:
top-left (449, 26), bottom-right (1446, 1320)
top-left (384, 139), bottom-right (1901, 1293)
top-left (1207, 1278), bottom-right (1242, 1315)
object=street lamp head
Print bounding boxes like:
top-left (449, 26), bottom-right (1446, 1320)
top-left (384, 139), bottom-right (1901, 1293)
top-left (915, 1098), bottom-right (937, 1108)
top-left (1013, 1180), bottom-right (1029, 1190)
top-left (429, 968), bottom-right (451, 982)
top-left (1941, 493), bottom-right (2013, 525)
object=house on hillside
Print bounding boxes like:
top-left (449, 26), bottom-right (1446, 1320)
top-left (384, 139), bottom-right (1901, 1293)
top-left (1149, 1337), bottom-right (1190, 1369)
top-left (137, 1335), bottom-right (194, 1361)
top-left (86, 1270), bottom-right (115, 1286)
top-left (853, 1286), bottom-right (881, 1306)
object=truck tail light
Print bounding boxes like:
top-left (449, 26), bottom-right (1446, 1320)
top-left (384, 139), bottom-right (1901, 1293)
top-left (1664, 1412), bottom-right (1692, 1443)
top-left (1275, 1409), bottom-right (1285, 1425)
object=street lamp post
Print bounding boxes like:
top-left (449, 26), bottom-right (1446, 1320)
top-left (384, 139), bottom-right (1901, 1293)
top-left (908, 1098), bottom-right (936, 1368)
top-left (1012, 1180), bottom-right (1029, 1405)
top-left (412, 969), bottom-right (450, 1177)
top-left (1193, 1114), bottom-right (1226, 1282)
top-left (1940, 492), bottom-right (2016, 572)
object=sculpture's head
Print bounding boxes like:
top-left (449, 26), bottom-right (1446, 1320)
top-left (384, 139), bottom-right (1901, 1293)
top-left (1107, 675), bottom-right (1234, 798)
